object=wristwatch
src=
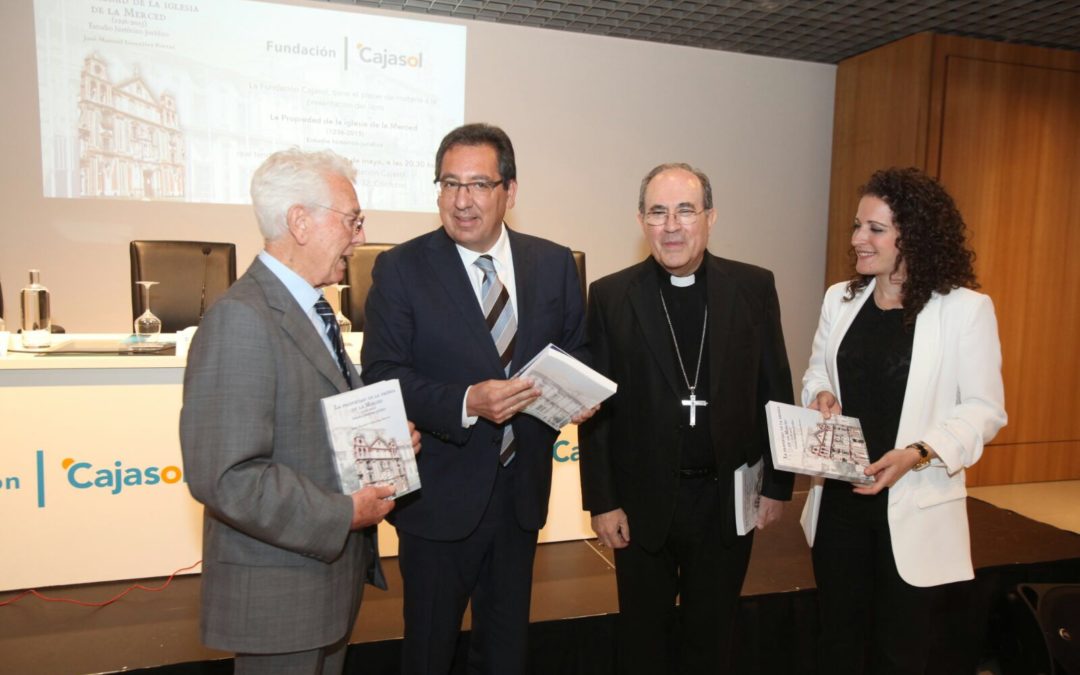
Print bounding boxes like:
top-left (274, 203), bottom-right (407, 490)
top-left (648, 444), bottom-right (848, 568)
top-left (908, 441), bottom-right (932, 471)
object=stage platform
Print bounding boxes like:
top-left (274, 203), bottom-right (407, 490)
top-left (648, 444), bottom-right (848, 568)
top-left (3, 493), bottom-right (1078, 675)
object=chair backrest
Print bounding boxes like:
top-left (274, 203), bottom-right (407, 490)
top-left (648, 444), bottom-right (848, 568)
top-left (572, 250), bottom-right (587, 303)
top-left (339, 245), bottom-right (584, 330)
top-left (342, 243), bottom-right (394, 331)
top-left (130, 240), bottom-right (237, 333)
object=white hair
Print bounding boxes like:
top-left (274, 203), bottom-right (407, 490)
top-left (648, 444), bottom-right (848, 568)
top-left (250, 148), bottom-right (358, 240)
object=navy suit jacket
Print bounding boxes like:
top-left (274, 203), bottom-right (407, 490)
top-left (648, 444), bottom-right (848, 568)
top-left (361, 227), bottom-right (588, 540)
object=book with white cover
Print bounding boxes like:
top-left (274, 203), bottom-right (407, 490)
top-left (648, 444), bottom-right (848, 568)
top-left (320, 379), bottom-right (420, 498)
top-left (513, 343), bottom-right (618, 430)
top-left (733, 459), bottom-right (763, 536)
top-left (765, 400), bottom-right (874, 485)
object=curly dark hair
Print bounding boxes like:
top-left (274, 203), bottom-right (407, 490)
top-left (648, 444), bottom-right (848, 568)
top-left (846, 167), bottom-right (978, 327)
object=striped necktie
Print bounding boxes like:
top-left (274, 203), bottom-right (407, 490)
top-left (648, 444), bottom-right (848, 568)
top-left (475, 254), bottom-right (517, 466)
top-left (314, 296), bottom-right (353, 388)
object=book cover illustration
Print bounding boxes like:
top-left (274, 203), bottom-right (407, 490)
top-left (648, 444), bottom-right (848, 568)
top-left (514, 343), bottom-right (617, 430)
top-left (765, 401), bottom-right (873, 485)
top-left (321, 379), bottom-right (420, 498)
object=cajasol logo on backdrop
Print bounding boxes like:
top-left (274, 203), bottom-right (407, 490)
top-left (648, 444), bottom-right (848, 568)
top-left (552, 439), bottom-right (579, 463)
top-left (64, 455), bottom-right (185, 496)
top-left (0, 450), bottom-right (187, 508)
top-left (354, 40), bottom-right (424, 69)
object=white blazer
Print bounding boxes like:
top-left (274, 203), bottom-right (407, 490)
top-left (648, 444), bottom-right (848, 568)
top-left (800, 279), bottom-right (1007, 587)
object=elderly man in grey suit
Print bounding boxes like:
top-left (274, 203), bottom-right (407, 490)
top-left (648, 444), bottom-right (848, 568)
top-left (181, 148), bottom-right (414, 675)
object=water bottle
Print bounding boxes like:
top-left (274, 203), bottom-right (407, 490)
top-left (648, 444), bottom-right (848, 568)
top-left (21, 269), bottom-right (52, 348)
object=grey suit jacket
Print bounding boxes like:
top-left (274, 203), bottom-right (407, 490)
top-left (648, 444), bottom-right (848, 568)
top-left (180, 256), bottom-right (384, 654)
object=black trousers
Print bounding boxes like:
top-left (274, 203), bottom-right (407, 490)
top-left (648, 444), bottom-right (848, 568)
top-left (613, 475), bottom-right (753, 675)
top-left (812, 483), bottom-right (940, 675)
top-left (397, 462), bottom-right (538, 675)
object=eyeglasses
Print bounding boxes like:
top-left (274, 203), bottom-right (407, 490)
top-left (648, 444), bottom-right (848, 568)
top-left (314, 204), bottom-right (365, 235)
top-left (643, 208), bottom-right (706, 227)
top-left (434, 179), bottom-right (505, 197)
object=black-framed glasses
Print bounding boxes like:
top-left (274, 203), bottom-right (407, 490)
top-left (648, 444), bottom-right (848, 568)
top-left (314, 204), bottom-right (364, 235)
top-left (643, 208), bottom-right (706, 227)
top-left (434, 179), bottom-right (505, 197)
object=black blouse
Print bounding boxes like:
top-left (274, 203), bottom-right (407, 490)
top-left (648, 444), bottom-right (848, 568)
top-left (836, 296), bottom-right (915, 464)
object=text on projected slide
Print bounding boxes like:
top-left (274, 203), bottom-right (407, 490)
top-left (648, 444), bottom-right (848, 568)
top-left (33, 0), bottom-right (465, 211)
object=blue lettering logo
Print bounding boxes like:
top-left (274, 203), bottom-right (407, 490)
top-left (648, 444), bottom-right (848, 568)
top-left (552, 440), bottom-right (579, 463)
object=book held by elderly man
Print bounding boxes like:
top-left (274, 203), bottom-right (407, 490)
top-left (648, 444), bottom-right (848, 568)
top-left (321, 379), bottom-right (420, 498)
top-left (765, 400), bottom-right (873, 485)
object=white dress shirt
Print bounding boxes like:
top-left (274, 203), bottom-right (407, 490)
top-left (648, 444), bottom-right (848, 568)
top-left (455, 224), bottom-right (518, 426)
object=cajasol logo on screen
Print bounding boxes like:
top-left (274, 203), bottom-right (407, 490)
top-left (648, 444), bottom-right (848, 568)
top-left (354, 41), bottom-right (424, 69)
top-left (2, 450), bottom-right (187, 508)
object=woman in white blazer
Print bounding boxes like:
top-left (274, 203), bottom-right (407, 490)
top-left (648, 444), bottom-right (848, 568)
top-left (800, 168), bottom-right (1006, 674)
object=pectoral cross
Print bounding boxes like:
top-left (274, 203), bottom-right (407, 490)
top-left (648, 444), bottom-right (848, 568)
top-left (682, 391), bottom-right (708, 427)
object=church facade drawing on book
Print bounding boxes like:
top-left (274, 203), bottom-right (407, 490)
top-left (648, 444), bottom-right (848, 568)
top-left (351, 430), bottom-right (411, 494)
top-left (809, 419), bottom-right (869, 466)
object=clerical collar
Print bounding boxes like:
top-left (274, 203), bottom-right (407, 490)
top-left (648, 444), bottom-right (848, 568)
top-left (652, 257), bottom-right (706, 288)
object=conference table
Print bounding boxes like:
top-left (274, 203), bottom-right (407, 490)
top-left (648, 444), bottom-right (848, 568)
top-left (0, 334), bottom-right (590, 592)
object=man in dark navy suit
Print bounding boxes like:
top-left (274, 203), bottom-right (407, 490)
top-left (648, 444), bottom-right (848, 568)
top-left (361, 123), bottom-right (594, 675)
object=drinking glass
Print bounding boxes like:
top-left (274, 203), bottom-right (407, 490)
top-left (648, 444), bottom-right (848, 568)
top-left (134, 281), bottom-right (163, 338)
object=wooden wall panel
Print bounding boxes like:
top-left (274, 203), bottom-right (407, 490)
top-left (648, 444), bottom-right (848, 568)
top-left (936, 57), bottom-right (1080, 487)
top-left (924, 34), bottom-right (1080, 175)
top-left (968, 441), bottom-right (1080, 486)
top-left (824, 34), bottom-right (933, 287)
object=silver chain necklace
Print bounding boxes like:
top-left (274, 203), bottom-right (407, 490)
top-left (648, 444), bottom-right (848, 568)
top-left (658, 289), bottom-right (709, 426)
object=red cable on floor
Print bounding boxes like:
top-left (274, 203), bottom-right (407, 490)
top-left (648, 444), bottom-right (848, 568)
top-left (0, 561), bottom-right (202, 607)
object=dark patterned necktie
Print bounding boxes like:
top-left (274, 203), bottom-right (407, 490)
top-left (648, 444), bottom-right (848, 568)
top-left (475, 254), bottom-right (517, 465)
top-left (314, 296), bottom-right (353, 388)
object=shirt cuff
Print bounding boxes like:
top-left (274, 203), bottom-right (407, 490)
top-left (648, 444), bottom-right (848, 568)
top-left (461, 386), bottom-right (478, 428)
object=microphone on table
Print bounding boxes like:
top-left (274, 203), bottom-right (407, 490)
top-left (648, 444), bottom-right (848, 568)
top-left (198, 246), bottom-right (212, 321)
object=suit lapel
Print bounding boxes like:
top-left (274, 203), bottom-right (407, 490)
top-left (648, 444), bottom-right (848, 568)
top-left (827, 279), bottom-right (873, 407)
top-left (507, 229), bottom-right (536, 372)
top-left (627, 260), bottom-right (682, 397)
top-left (706, 254), bottom-right (738, 401)
top-left (423, 228), bottom-right (505, 375)
top-left (896, 293), bottom-right (941, 445)
top-left (249, 258), bottom-right (350, 393)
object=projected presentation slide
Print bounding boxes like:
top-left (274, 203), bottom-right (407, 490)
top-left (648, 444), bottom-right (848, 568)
top-left (33, 0), bottom-right (465, 212)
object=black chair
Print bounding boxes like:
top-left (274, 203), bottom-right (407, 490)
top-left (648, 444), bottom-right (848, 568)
top-left (572, 250), bottom-right (587, 303)
top-left (341, 246), bottom-right (585, 330)
top-left (1002, 583), bottom-right (1080, 675)
top-left (130, 240), bottom-right (237, 333)
top-left (341, 243), bottom-right (394, 332)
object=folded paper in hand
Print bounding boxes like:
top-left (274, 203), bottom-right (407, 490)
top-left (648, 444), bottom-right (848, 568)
top-left (321, 379), bottom-right (420, 498)
top-left (513, 343), bottom-right (617, 430)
